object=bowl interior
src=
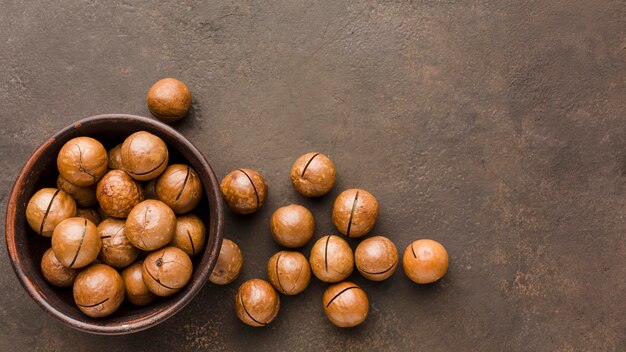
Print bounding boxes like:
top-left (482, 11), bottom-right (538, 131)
top-left (6, 114), bottom-right (223, 334)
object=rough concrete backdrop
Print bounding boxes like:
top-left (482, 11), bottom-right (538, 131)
top-left (1, 0), bottom-right (625, 351)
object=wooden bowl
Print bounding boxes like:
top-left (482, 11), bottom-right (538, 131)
top-left (5, 114), bottom-right (224, 335)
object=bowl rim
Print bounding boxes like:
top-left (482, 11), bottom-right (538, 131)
top-left (4, 114), bottom-right (224, 335)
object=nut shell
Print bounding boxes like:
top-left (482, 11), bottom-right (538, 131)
top-left (125, 200), bottom-right (176, 251)
top-left (51, 217), bottom-right (101, 269)
top-left (121, 262), bottom-right (157, 306)
top-left (290, 152), bottom-right (336, 197)
top-left (107, 144), bottom-right (124, 170)
top-left (142, 246), bottom-right (193, 297)
top-left (332, 189), bottom-right (379, 238)
top-left (309, 235), bottom-right (354, 283)
top-left (146, 78), bottom-right (192, 123)
top-left (403, 239), bottom-right (449, 284)
top-left (155, 164), bottom-right (203, 214)
top-left (73, 264), bottom-right (125, 318)
top-left (323, 281), bottom-right (369, 328)
top-left (121, 131), bottom-right (169, 181)
top-left (235, 279), bottom-right (280, 327)
top-left (56, 175), bottom-right (97, 207)
top-left (75, 208), bottom-right (102, 225)
top-left (57, 137), bottom-right (108, 186)
top-left (41, 248), bottom-right (79, 287)
top-left (96, 170), bottom-right (144, 218)
top-left (170, 214), bottom-right (206, 257)
top-left (98, 218), bottom-right (139, 269)
top-left (355, 236), bottom-right (398, 281)
top-left (209, 238), bottom-right (243, 285)
top-left (26, 188), bottom-right (76, 237)
top-left (267, 251), bottom-right (311, 295)
top-left (270, 204), bottom-right (315, 248)
top-left (220, 169), bottom-right (267, 214)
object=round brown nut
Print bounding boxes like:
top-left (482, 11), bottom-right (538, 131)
top-left (155, 164), bottom-right (203, 214)
top-left (98, 218), bottom-right (139, 269)
top-left (220, 168), bottom-right (267, 214)
top-left (75, 208), bottom-right (102, 225)
top-left (57, 137), bottom-right (108, 186)
top-left (73, 264), bottom-right (124, 318)
top-left (309, 235), bottom-right (354, 283)
top-left (125, 200), bottom-right (176, 251)
top-left (121, 262), bottom-right (157, 306)
top-left (323, 281), bottom-right (369, 328)
top-left (403, 239), bottom-right (449, 284)
top-left (107, 144), bottom-right (124, 170)
top-left (209, 238), bottom-right (243, 285)
top-left (41, 248), bottom-right (79, 287)
top-left (146, 78), bottom-right (192, 123)
top-left (51, 217), bottom-right (101, 269)
top-left (56, 175), bottom-right (97, 207)
top-left (96, 170), bottom-right (144, 218)
top-left (269, 204), bottom-right (314, 248)
top-left (121, 131), bottom-right (169, 181)
top-left (332, 189), bottom-right (379, 238)
top-left (26, 188), bottom-right (76, 237)
top-left (235, 279), bottom-right (280, 327)
top-left (355, 236), bottom-right (398, 281)
top-left (290, 152), bottom-right (336, 197)
top-left (170, 214), bottom-right (205, 257)
top-left (142, 246), bottom-right (193, 297)
top-left (267, 251), bottom-right (311, 295)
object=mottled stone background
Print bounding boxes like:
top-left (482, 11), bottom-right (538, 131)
top-left (0, 1), bottom-right (624, 351)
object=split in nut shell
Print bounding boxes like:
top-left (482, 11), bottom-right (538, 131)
top-left (26, 129), bottom-right (208, 318)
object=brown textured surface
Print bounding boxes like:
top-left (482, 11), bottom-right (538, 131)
top-left (0, 0), bottom-right (624, 350)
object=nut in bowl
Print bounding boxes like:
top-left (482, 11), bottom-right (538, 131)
top-left (5, 114), bottom-right (224, 335)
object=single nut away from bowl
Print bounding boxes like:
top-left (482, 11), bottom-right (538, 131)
top-left (234, 279), bottom-right (280, 327)
top-left (322, 281), bottom-right (369, 328)
top-left (146, 78), bottom-right (192, 123)
top-left (269, 204), bottom-right (315, 248)
top-left (290, 152), bottom-right (336, 197)
top-left (209, 238), bottom-right (243, 285)
top-left (266, 251), bottom-right (311, 295)
top-left (355, 236), bottom-right (398, 281)
top-left (403, 239), bottom-right (449, 284)
top-left (220, 168), bottom-right (268, 214)
top-left (309, 235), bottom-right (354, 283)
top-left (332, 188), bottom-right (379, 238)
